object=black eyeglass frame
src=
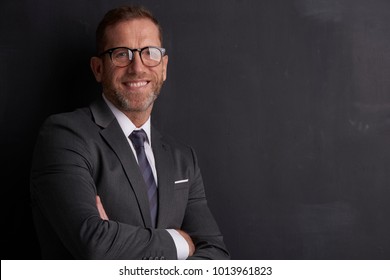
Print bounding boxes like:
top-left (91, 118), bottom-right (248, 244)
top-left (98, 46), bottom-right (166, 67)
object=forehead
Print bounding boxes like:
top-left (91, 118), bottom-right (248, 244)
top-left (104, 18), bottom-right (161, 48)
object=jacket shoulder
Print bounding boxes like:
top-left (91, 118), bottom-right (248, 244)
top-left (43, 107), bottom-right (91, 125)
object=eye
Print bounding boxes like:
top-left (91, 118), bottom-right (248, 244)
top-left (113, 49), bottom-right (130, 60)
top-left (143, 47), bottom-right (161, 61)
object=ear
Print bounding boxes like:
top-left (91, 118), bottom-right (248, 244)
top-left (90, 56), bottom-right (103, 82)
top-left (162, 55), bottom-right (168, 81)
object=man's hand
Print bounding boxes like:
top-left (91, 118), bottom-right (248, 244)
top-left (176, 229), bottom-right (195, 257)
top-left (96, 196), bottom-right (195, 256)
top-left (96, 195), bottom-right (109, 220)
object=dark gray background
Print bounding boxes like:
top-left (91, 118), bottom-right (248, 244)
top-left (1, 0), bottom-right (389, 259)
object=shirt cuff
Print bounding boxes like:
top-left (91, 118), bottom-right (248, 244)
top-left (166, 229), bottom-right (189, 260)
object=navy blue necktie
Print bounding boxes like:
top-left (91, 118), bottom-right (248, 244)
top-left (129, 130), bottom-right (158, 228)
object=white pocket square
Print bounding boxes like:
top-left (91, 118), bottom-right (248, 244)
top-left (174, 179), bottom-right (189, 184)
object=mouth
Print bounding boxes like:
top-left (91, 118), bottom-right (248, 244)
top-left (123, 80), bottom-right (149, 90)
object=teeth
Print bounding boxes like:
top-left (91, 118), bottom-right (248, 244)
top-left (126, 81), bottom-right (147, 88)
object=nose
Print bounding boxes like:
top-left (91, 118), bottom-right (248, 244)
top-left (127, 51), bottom-right (145, 73)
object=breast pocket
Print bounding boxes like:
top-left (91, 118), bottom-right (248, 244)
top-left (173, 180), bottom-right (189, 200)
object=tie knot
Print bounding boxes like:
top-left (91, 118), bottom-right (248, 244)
top-left (129, 129), bottom-right (148, 149)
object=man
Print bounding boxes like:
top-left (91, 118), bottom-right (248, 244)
top-left (30, 5), bottom-right (229, 260)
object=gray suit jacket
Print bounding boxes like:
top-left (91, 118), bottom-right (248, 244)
top-left (30, 97), bottom-right (229, 260)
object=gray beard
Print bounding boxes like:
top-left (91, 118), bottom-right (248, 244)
top-left (102, 74), bottom-right (164, 113)
top-left (114, 90), bottom-right (159, 113)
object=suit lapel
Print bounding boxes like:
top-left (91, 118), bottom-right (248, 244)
top-left (90, 98), bottom-right (153, 228)
top-left (152, 127), bottom-right (175, 228)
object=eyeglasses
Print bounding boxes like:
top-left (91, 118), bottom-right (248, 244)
top-left (99, 46), bottom-right (166, 67)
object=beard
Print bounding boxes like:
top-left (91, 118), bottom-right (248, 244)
top-left (104, 74), bottom-right (164, 113)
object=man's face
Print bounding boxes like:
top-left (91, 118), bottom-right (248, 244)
top-left (91, 18), bottom-right (168, 115)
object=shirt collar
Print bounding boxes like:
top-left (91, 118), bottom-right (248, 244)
top-left (102, 94), bottom-right (152, 144)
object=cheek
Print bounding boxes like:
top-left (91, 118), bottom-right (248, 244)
top-left (102, 68), bottom-right (122, 85)
top-left (155, 66), bottom-right (167, 82)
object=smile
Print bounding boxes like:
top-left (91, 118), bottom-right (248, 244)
top-left (124, 81), bottom-right (149, 88)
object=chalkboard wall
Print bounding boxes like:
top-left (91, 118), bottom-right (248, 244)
top-left (1, 0), bottom-right (389, 259)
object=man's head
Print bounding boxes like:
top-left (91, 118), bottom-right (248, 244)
top-left (90, 5), bottom-right (168, 126)
top-left (95, 6), bottom-right (163, 54)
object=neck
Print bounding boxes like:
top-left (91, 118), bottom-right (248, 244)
top-left (125, 110), bottom-right (151, 128)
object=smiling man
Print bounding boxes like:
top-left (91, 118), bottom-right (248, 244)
top-left (30, 5), bottom-right (230, 260)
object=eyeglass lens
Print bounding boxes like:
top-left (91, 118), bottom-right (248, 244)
top-left (111, 47), bottom-right (163, 67)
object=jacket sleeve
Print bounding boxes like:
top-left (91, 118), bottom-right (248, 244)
top-left (30, 115), bottom-right (177, 259)
top-left (182, 148), bottom-right (230, 260)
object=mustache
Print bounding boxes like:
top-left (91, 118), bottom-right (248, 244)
top-left (121, 73), bottom-right (151, 80)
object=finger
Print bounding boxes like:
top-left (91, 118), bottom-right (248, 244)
top-left (177, 230), bottom-right (195, 256)
top-left (96, 195), bottom-right (109, 220)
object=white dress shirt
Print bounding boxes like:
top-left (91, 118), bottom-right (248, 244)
top-left (102, 94), bottom-right (189, 260)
